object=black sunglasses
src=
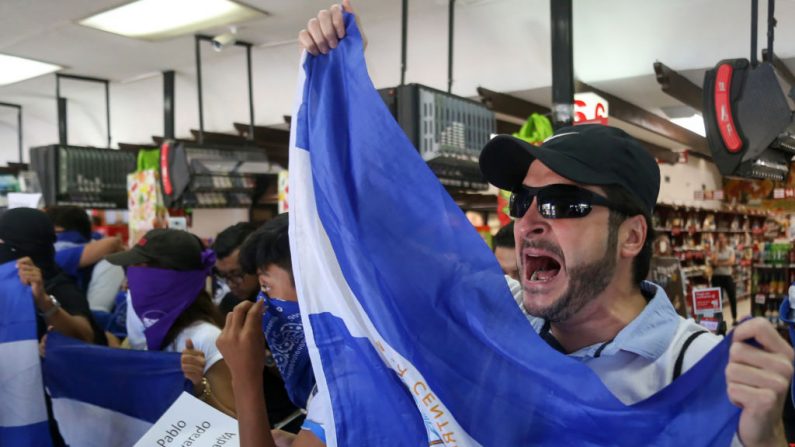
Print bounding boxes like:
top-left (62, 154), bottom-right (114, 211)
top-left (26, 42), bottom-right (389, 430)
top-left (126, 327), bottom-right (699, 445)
top-left (510, 184), bottom-right (624, 219)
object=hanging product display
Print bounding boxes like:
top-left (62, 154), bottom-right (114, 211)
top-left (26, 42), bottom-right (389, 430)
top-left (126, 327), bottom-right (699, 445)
top-left (30, 145), bottom-right (136, 209)
top-left (379, 83), bottom-right (496, 190)
top-left (158, 140), bottom-right (280, 209)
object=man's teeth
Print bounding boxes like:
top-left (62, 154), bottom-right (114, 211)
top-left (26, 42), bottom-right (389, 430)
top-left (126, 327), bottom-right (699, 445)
top-left (530, 269), bottom-right (548, 282)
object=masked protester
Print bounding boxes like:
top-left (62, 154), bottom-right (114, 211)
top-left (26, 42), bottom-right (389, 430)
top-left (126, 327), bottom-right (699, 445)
top-left (217, 213), bottom-right (326, 447)
top-left (0, 207), bottom-right (102, 345)
top-left (105, 229), bottom-right (236, 416)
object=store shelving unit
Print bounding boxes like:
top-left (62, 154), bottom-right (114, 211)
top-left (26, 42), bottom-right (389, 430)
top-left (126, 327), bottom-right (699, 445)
top-left (652, 203), bottom-right (769, 312)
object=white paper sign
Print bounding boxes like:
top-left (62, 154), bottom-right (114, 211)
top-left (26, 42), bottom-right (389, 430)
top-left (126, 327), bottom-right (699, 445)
top-left (7, 192), bottom-right (43, 209)
top-left (134, 392), bottom-right (239, 447)
top-left (167, 217), bottom-right (188, 231)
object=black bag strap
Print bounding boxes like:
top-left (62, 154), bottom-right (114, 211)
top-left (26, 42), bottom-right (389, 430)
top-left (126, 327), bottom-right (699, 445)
top-left (673, 330), bottom-right (709, 380)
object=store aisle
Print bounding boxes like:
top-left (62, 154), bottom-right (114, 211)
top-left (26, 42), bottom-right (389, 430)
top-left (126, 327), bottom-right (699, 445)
top-left (729, 297), bottom-right (752, 321)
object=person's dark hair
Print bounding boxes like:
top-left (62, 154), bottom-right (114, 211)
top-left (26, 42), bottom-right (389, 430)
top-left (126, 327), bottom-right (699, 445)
top-left (240, 213), bottom-right (291, 279)
top-left (213, 222), bottom-right (257, 260)
top-left (603, 185), bottom-right (654, 285)
top-left (160, 290), bottom-right (224, 349)
top-left (493, 221), bottom-right (515, 251)
top-left (46, 205), bottom-right (92, 241)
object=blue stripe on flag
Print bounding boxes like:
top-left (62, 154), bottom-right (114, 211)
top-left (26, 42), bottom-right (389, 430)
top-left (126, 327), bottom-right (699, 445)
top-left (43, 332), bottom-right (190, 423)
top-left (297, 12), bottom-right (740, 446)
top-left (309, 313), bottom-right (427, 445)
top-left (0, 421), bottom-right (52, 446)
top-left (0, 260), bottom-right (52, 446)
top-left (0, 261), bottom-right (38, 344)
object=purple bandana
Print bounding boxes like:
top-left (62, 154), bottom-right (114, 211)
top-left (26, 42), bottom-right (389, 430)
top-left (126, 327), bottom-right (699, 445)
top-left (127, 249), bottom-right (216, 350)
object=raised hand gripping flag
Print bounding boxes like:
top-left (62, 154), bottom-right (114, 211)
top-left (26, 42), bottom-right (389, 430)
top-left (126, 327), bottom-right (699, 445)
top-left (43, 332), bottom-right (190, 447)
top-left (290, 13), bottom-right (740, 447)
top-left (0, 261), bottom-right (52, 447)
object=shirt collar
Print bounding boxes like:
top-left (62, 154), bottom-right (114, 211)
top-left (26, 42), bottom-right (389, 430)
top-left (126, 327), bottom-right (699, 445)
top-left (565, 281), bottom-right (680, 360)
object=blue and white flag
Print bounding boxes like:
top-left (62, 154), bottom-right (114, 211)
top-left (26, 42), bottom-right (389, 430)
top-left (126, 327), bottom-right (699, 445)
top-left (289, 13), bottom-right (741, 447)
top-left (0, 261), bottom-right (52, 446)
top-left (43, 333), bottom-right (190, 447)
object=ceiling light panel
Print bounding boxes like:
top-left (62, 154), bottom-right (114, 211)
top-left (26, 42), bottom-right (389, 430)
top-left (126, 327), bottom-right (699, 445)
top-left (79, 0), bottom-right (265, 41)
top-left (0, 54), bottom-right (61, 86)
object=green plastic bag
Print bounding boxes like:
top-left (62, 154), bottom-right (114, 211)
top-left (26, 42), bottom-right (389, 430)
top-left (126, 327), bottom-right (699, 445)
top-left (136, 149), bottom-right (160, 172)
top-left (512, 113), bottom-right (553, 144)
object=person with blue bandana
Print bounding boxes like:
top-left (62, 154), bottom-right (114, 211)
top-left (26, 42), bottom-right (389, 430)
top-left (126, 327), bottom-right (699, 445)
top-left (217, 213), bottom-right (326, 447)
top-left (296, 3), bottom-right (793, 446)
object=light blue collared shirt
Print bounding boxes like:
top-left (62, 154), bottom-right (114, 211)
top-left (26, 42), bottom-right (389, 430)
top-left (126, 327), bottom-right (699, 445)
top-left (509, 279), bottom-right (722, 405)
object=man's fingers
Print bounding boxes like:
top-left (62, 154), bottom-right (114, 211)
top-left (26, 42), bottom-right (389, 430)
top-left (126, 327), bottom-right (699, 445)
top-left (342, 0), bottom-right (354, 13)
top-left (298, 29), bottom-right (319, 55)
top-left (733, 318), bottom-right (795, 359)
top-left (727, 382), bottom-right (779, 411)
top-left (317, 10), bottom-right (338, 49)
top-left (185, 338), bottom-right (194, 351)
top-left (230, 300), bottom-right (254, 330)
top-left (330, 4), bottom-right (346, 38)
top-left (17, 265), bottom-right (37, 275)
top-left (181, 355), bottom-right (204, 367)
top-left (726, 362), bottom-right (790, 394)
top-left (223, 311), bottom-right (233, 331)
top-left (182, 357), bottom-right (205, 369)
top-left (244, 299), bottom-right (265, 329)
top-left (307, 18), bottom-right (328, 54)
top-left (229, 304), bottom-right (243, 330)
top-left (729, 342), bottom-right (794, 379)
top-left (181, 350), bottom-right (205, 362)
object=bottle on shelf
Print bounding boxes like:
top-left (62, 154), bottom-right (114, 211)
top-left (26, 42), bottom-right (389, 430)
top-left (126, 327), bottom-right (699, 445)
top-left (752, 269), bottom-right (759, 294)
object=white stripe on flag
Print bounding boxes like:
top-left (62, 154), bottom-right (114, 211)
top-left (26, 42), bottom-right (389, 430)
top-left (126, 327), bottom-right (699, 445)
top-left (51, 397), bottom-right (152, 447)
top-left (0, 339), bottom-right (48, 427)
top-left (287, 50), bottom-right (339, 447)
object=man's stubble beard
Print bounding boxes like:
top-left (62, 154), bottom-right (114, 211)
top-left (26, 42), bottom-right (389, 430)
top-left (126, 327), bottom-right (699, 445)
top-left (522, 222), bottom-right (619, 323)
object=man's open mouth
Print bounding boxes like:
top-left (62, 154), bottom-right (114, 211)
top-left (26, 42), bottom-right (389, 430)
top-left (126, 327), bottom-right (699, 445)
top-left (524, 253), bottom-right (562, 284)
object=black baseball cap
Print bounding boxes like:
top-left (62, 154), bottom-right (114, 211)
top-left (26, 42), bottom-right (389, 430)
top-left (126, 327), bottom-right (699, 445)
top-left (479, 124), bottom-right (660, 214)
top-left (106, 228), bottom-right (205, 271)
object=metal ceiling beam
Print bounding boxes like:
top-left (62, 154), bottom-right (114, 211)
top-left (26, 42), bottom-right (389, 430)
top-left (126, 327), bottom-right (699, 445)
top-left (575, 80), bottom-right (710, 155)
top-left (477, 86), bottom-right (682, 164)
top-left (653, 62), bottom-right (703, 112)
top-left (476, 87), bottom-right (549, 119)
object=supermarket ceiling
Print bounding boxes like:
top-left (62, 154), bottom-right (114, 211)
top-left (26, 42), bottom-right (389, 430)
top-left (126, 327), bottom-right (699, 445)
top-left (1, 0), bottom-right (795, 121)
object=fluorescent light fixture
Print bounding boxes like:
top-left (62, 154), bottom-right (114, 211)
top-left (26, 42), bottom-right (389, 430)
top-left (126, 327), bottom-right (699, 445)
top-left (0, 54), bottom-right (61, 86)
top-left (79, 0), bottom-right (266, 41)
top-left (670, 113), bottom-right (706, 137)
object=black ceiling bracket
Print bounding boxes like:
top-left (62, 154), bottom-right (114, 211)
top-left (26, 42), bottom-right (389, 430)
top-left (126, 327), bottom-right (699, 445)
top-left (195, 34), bottom-right (256, 144)
top-left (55, 73), bottom-right (111, 148)
top-left (0, 102), bottom-right (23, 162)
top-left (550, 0), bottom-right (574, 128)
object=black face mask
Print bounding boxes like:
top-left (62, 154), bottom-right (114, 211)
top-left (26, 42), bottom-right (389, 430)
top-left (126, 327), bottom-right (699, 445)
top-left (0, 208), bottom-right (59, 279)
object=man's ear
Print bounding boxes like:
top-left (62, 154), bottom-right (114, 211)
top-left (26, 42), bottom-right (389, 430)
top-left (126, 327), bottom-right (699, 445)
top-left (619, 215), bottom-right (647, 259)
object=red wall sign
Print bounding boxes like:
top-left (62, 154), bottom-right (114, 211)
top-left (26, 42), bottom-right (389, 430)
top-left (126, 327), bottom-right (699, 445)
top-left (692, 287), bottom-right (722, 316)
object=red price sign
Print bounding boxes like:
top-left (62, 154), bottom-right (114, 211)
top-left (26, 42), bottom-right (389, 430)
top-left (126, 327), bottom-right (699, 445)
top-left (692, 287), bottom-right (722, 316)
